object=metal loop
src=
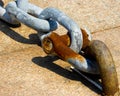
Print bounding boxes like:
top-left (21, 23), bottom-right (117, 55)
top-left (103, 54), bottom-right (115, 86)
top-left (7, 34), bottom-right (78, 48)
top-left (15, 0), bottom-right (28, 12)
top-left (5, 1), bottom-right (58, 32)
top-left (39, 7), bottom-right (83, 53)
top-left (84, 40), bottom-right (119, 96)
top-left (2, 0), bottom-right (83, 54)
top-left (0, 1), bottom-right (20, 25)
top-left (16, 0), bottom-right (43, 17)
top-left (11, 0), bottom-right (83, 53)
top-left (0, 0), bottom-right (4, 7)
top-left (41, 32), bottom-right (100, 74)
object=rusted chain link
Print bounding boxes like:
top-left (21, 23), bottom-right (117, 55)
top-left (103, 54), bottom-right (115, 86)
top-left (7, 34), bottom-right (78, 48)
top-left (41, 32), bottom-right (99, 74)
top-left (41, 31), bottom-right (119, 96)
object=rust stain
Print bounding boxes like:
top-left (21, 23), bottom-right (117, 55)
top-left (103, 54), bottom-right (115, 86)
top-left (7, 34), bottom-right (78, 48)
top-left (60, 34), bottom-right (70, 46)
top-left (43, 32), bottom-right (85, 62)
top-left (81, 29), bottom-right (91, 50)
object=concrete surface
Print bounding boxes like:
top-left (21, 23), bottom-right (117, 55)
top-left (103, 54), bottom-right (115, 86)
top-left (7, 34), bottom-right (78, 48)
top-left (0, 0), bottom-right (120, 96)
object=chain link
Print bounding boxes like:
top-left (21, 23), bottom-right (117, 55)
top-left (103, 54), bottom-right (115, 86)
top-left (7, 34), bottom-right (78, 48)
top-left (39, 7), bottom-right (83, 53)
top-left (0, 0), bottom-right (98, 74)
top-left (0, 0), bottom-right (119, 95)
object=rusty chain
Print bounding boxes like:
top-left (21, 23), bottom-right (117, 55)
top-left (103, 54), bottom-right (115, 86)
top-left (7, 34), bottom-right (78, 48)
top-left (0, 0), bottom-right (119, 95)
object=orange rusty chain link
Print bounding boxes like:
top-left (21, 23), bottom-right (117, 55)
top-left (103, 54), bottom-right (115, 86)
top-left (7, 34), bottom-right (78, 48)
top-left (41, 32), bottom-right (119, 96)
top-left (0, 0), bottom-right (119, 96)
top-left (40, 31), bottom-right (100, 74)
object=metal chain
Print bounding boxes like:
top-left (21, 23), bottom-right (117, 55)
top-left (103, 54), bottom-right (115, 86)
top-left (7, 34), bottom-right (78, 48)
top-left (6, 1), bottom-right (58, 32)
top-left (39, 7), bottom-right (83, 53)
top-left (0, 0), bottom-right (20, 25)
top-left (0, 0), bottom-right (119, 95)
top-left (0, 0), bottom-right (100, 74)
top-left (5, 0), bottom-right (83, 53)
top-left (0, 0), bottom-right (82, 51)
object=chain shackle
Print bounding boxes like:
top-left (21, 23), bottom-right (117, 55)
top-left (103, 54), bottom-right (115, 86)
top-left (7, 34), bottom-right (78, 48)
top-left (39, 7), bottom-right (83, 53)
top-left (39, 7), bottom-right (100, 74)
top-left (41, 31), bottom-right (119, 96)
top-left (41, 32), bottom-right (100, 74)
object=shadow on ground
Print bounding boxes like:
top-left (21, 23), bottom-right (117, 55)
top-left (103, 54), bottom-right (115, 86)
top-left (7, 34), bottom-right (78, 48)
top-left (32, 56), bottom-right (102, 95)
top-left (0, 20), bottom-right (102, 95)
top-left (0, 20), bottom-right (40, 45)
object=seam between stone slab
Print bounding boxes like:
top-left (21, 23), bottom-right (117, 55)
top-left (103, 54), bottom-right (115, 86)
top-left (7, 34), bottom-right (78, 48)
top-left (92, 25), bottom-right (120, 34)
top-left (0, 45), bottom-right (41, 56)
top-left (0, 25), bottom-right (120, 56)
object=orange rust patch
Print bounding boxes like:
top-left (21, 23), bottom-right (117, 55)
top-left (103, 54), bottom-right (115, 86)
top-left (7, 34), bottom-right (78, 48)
top-left (81, 29), bottom-right (91, 49)
top-left (60, 34), bottom-right (70, 46)
top-left (47, 32), bottom-right (85, 62)
top-left (57, 29), bottom-right (91, 50)
top-left (42, 37), bottom-right (54, 54)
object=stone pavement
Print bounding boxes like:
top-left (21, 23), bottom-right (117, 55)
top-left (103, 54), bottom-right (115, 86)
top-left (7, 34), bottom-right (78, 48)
top-left (0, 0), bottom-right (120, 96)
